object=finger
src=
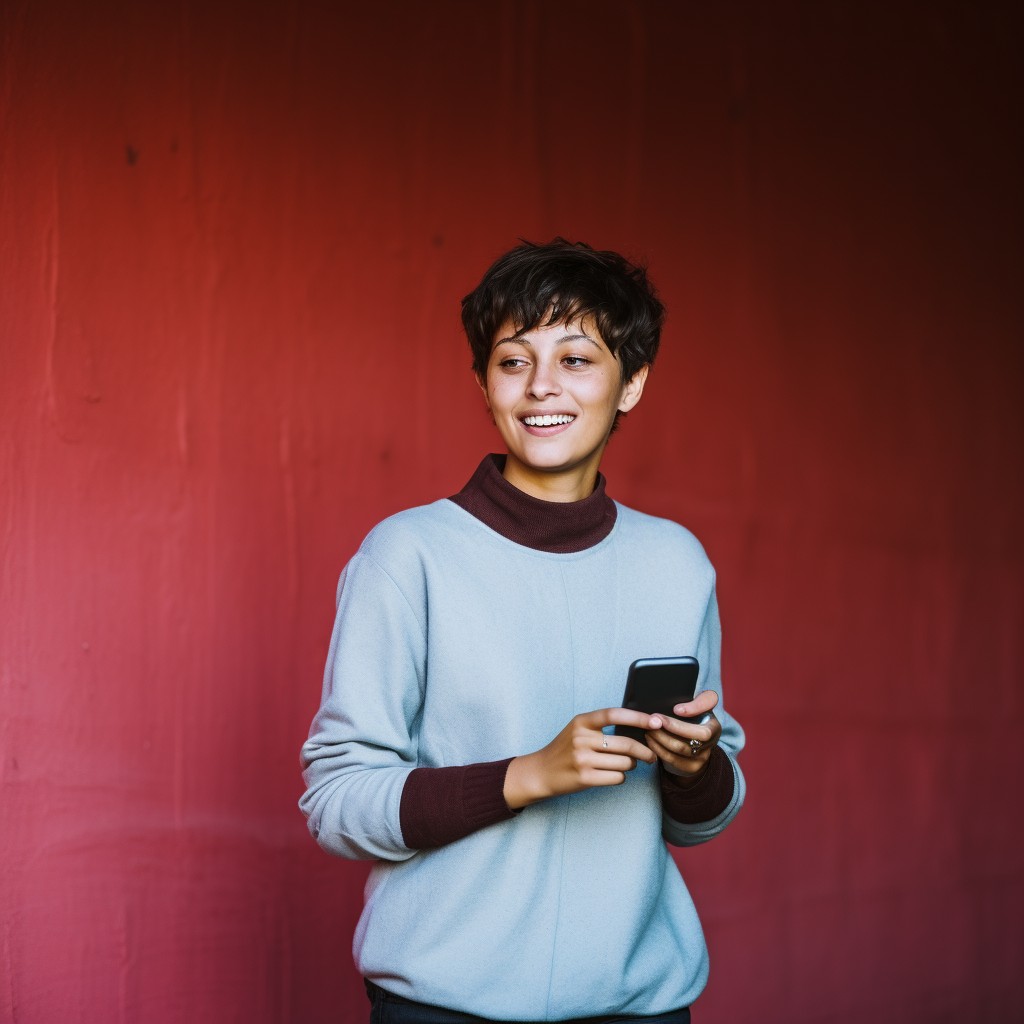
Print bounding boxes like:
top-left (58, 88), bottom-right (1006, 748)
top-left (602, 735), bottom-right (656, 764)
top-left (647, 734), bottom-right (706, 774)
top-left (673, 689), bottom-right (719, 720)
top-left (573, 719), bottom-right (654, 765)
top-left (645, 733), bottom-right (677, 763)
top-left (653, 713), bottom-right (717, 744)
top-left (647, 728), bottom-right (712, 759)
top-left (581, 768), bottom-right (630, 788)
top-left (591, 753), bottom-right (639, 774)
top-left (594, 731), bottom-right (651, 765)
top-left (579, 710), bottom-right (658, 762)
top-left (581, 706), bottom-right (659, 731)
top-left (596, 731), bottom-right (643, 753)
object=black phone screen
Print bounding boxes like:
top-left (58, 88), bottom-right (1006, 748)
top-left (614, 656), bottom-right (701, 742)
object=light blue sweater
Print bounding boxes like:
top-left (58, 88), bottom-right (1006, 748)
top-left (300, 497), bottom-right (745, 1020)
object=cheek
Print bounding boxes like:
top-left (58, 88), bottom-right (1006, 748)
top-left (583, 374), bottom-right (625, 410)
top-left (484, 379), bottom-right (517, 413)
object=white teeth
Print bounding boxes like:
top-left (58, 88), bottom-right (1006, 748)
top-left (524, 414), bottom-right (574, 427)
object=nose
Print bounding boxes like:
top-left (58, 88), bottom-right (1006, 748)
top-left (527, 358), bottom-right (562, 399)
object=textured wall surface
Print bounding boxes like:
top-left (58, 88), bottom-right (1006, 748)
top-left (2, 1), bottom-right (1021, 1022)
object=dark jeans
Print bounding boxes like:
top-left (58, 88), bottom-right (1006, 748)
top-left (365, 980), bottom-right (691, 1024)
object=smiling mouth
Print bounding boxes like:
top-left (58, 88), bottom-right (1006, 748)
top-left (522, 414), bottom-right (575, 427)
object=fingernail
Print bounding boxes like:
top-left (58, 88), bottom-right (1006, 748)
top-left (649, 716), bottom-right (662, 729)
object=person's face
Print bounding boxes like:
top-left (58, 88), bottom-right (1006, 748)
top-left (479, 317), bottom-right (648, 501)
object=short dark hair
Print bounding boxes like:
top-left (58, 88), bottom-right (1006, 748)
top-left (461, 238), bottom-right (664, 381)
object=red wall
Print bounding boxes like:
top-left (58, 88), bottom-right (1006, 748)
top-left (2, 2), bottom-right (1021, 1021)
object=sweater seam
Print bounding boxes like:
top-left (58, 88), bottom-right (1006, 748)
top-left (543, 565), bottom-right (577, 1018)
top-left (544, 795), bottom-right (573, 1019)
top-left (358, 551), bottom-right (428, 642)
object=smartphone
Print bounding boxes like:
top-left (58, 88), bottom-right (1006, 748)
top-left (614, 656), bottom-right (704, 743)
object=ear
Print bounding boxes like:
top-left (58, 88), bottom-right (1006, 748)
top-left (617, 364), bottom-right (649, 414)
top-left (476, 372), bottom-right (492, 412)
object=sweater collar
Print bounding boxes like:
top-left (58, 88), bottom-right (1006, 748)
top-left (449, 454), bottom-right (617, 553)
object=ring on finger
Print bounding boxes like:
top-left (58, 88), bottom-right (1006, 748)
top-left (689, 739), bottom-right (703, 755)
top-left (603, 737), bottom-right (608, 749)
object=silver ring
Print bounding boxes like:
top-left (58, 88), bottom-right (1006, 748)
top-left (603, 737), bottom-right (608, 749)
top-left (689, 739), bottom-right (703, 755)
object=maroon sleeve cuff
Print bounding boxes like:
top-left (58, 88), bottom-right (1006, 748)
top-left (399, 758), bottom-right (517, 850)
top-left (659, 746), bottom-right (735, 824)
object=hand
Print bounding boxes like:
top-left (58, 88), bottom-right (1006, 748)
top-left (645, 690), bottom-right (721, 785)
top-left (504, 708), bottom-right (659, 809)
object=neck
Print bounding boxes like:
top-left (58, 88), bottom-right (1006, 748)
top-left (448, 455), bottom-right (617, 553)
top-left (501, 454), bottom-right (600, 503)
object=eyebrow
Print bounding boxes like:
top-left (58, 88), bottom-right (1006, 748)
top-left (493, 332), bottom-right (600, 348)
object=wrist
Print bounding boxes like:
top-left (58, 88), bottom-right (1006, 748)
top-left (503, 753), bottom-right (548, 809)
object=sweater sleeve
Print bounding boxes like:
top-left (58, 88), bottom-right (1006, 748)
top-left (660, 582), bottom-right (747, 847)
top-left (399, 759), bottom-right (517, 849)
top-left (299, 551), bottom-right (428, 861)
top-left (658, 746), bottom-right (734, 823)
top-left (299, 546), bottom-right (522, 860)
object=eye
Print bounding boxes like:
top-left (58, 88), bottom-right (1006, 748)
top-left (562, 355), bottom-right (592, 368)
top-left (498, 356), bottom-right (529, 369)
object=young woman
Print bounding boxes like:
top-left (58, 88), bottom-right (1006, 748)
top-left (300, 240), bottom-right (746, 1024)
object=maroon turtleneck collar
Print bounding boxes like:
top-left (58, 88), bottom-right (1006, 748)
top-left (448, 454), bottom-right (617, 553)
